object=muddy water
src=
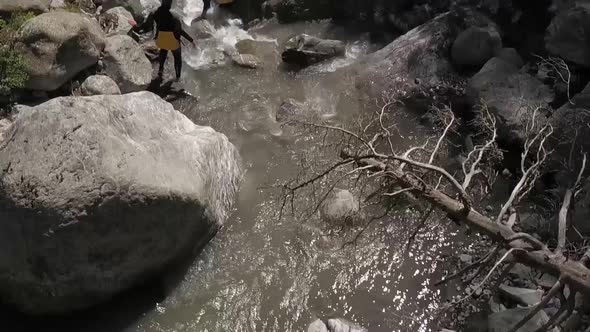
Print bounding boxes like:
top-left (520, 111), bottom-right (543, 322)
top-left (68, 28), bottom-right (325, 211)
top-left (2, 8), bottom-right (474, 332)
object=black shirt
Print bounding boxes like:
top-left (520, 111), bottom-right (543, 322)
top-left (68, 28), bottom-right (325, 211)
top-left (140, 7), bottom-right (194, 43)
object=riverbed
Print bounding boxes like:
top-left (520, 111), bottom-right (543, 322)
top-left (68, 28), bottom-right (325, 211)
top-left (2, 5), bottom-right (475, 332)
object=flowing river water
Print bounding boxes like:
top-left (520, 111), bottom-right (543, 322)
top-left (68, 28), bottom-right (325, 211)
top-left (4, 3), bottom-right (477, 332)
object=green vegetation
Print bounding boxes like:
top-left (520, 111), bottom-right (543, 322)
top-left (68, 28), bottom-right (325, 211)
top-left (0, 48), bottom-right (28, 92)
top-left (0, 12), bottom-right (33, 95)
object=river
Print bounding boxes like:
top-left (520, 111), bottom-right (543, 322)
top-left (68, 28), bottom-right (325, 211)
top-left (2, 3), bottom-right (475, 332)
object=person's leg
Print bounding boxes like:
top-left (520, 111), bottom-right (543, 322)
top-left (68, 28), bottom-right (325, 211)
top-left (200, 0), bottom-right (211, 18)
top-left (158, 49), bottom-right (168, 78)
top-left (172, 48), bottom-right (182, 81)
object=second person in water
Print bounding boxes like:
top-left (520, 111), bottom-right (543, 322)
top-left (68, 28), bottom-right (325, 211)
top-left (135, 0), bottom-right (195, 81)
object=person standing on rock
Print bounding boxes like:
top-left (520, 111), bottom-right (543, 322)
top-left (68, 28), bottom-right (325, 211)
top-left (133, 0), bottom-right (195, 81)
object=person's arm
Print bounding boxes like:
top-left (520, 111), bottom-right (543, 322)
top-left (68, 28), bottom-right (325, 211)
top-left (180, 29), bottom-right (195, 46)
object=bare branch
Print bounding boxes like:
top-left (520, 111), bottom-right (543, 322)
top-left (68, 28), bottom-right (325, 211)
top-left (462, 106), bottom-right (498, 190)
top-left (429, 106), bottom-right (454, 165)
top-left (557, 189), bottom-right (573, 254)
top-left (557, 154), bottom-right (586, 254)
top-left (534, 54), bottom-right (574, 105)
top-left (496, 109), bottom-right (553, 224)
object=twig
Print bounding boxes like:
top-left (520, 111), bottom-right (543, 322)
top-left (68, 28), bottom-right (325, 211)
top-left (557, 189), bottom-right (573, 254)
top-left (450, 248), bottom-right (523, 305)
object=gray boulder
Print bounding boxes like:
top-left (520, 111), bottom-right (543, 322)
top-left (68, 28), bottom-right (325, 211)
top-left (327, 318), bottom-right (367, 332)
top-left (79, 75), bottom-right (121, 95)
top-left (0, 0), bottom-right (50, 14)
top-left (16, 12), bottom-right (106, 91)
top-left (488, 307), bottom-right (549, 332)
top-left (103, 35), bottom-right (152, 93)
top-left (231, 53), bottom-right (261, 69)
top-left (103, 6), bottom-right (135, 36)
top-left (281, 34), bottom-right (346, 67)
top-left (102, 0), bottom-right (161, 21)
top-left (276, 98), bottom-right (307, 122)
top-left (189, 19), bottom-right (215, 39)
top-left (546, 0), bottom-right (590, 67)
top-left (0, 91), bottom-right (242, 314)
top-left (467, 56), bottom-right (554, 145)
top-left (49, 0), bottom-right (66, 9)
top-left (348, 12), bottom-right (461, 104)
top-left (451, 25), bottom-right (502, 68)
top-left (320, 189), bottom-right (360, 225)
top-left (308, 319), bottom-right (329, 332)
top-left (499, 285), bottom-right (543, 306)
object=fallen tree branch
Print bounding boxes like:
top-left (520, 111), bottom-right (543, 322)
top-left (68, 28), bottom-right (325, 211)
top-left (341, 150), bottom-right (590, 296)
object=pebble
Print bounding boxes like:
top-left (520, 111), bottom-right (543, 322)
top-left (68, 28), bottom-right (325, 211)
top-left (460, 254), bottom-right (473, 263)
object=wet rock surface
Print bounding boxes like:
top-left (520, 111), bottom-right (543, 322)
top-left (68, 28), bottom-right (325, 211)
top-left (282, 34), bottom-right (346, 67)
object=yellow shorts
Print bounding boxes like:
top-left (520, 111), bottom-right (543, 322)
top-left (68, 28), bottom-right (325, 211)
top-left (156, 31), bottom-right (180, 51)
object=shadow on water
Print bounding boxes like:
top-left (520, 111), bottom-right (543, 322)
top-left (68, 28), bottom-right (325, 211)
top-left (0, 236), bottom-right (221, 332)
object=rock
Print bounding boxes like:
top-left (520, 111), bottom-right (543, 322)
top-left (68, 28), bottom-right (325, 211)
top-left (499, 285), bottom-right (543, 306)
top-left (0, 0), bottom-right (50, 14)
top-left (451, 26), bottom-right (502, 69)
top-left (102, 35), bottom-right (152, 93)
top-left (231, 53), bottom-right (261, 69)
top-left (460, 254), bottom-right (473, 263)
top-left (308, 319), bottom-right (329, 332)
top-left (508, 263), bottom-right (537, 283)
top-left (79, 75), bottom-right (121, 95)
top-left (494, 48), bottom-right (523, 68)
top-left (348, 12), bottom-right (462, 105)
top-left (536, 273), bottom-right (558, 290)
top-left (563, 312), bottom-right (582, 331)
top-left (189, 19), bottom-right (215, 39)
top-left (0, 118), bottom-right (13, 142)
top-left (16, 12), bottom-right (106, 91)
top-left (488, 307), bottom-right (549, 332)
top-left (467, 56), bottom-right (554, 146)
top-left (326, 318), bottom-right (367, 332)
top-left (102, 0), bottom-right (161, 22)
top-left (276, 98), bottom-right (307, 122)
top-left (320, 189), bottom-right (360, 224)
top-left (281, 34), bottom-right (346, 67)
top-left (517, 212), bottom-right (550, 235)
top-left (49, 0), bottom-right (66, 9)
top-left (103, 6), bottom-right (134, 36)
top-left (489, 296), bottom-right (507, 313)
top-left (546, 1), bottom-right (590, 67)
top-left (0, 92), bottom-right (242, 314)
